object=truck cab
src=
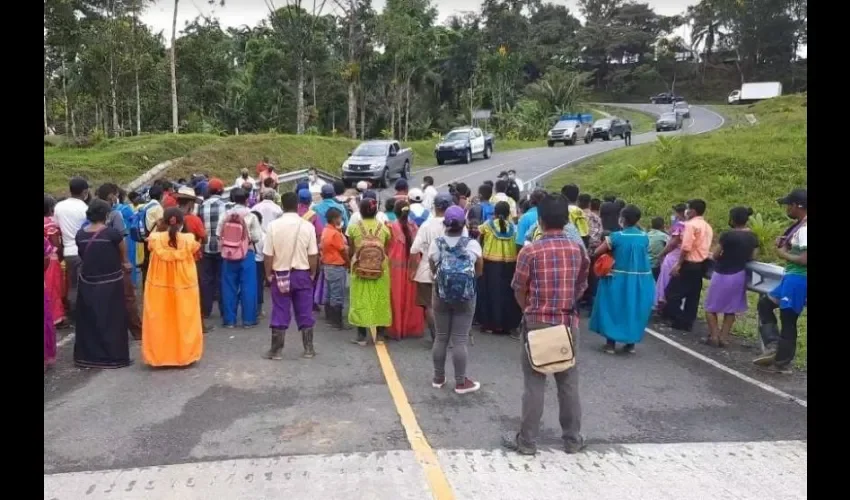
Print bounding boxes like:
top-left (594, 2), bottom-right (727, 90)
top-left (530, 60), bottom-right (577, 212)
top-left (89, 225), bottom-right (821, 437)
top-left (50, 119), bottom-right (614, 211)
top-left (547, 113), bottom-right (593, 147)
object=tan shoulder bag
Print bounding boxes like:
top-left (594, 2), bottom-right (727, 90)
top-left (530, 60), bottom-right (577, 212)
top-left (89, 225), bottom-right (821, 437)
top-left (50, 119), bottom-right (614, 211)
top-left (525, 324), bottom-right (576, 374)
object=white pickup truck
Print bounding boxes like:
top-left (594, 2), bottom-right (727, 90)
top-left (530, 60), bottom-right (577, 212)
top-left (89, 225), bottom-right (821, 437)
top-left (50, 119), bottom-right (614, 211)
top-left (728, 82), bottom-right (783, 105)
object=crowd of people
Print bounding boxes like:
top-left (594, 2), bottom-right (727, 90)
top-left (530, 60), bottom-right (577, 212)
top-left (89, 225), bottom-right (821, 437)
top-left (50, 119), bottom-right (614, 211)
top-left (43, 159), bottom-right (806, 455)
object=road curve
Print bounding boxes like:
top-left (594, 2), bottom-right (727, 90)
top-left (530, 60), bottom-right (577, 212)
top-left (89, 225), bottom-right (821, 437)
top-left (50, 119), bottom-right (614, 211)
top-left (376, 104), bottom-right (725, 199)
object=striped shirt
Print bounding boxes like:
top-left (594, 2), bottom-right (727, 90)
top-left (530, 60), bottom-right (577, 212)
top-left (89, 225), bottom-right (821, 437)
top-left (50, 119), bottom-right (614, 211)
top-left (198, 195), bottom-right (227, 254)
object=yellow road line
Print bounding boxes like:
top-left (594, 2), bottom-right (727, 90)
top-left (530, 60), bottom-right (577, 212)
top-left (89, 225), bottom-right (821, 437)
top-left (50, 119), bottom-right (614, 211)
top-left (371, 328), bottom-right (455, 500)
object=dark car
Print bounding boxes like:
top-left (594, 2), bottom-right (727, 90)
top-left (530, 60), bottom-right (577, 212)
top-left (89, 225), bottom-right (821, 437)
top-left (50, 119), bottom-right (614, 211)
top-left (591, 118), bottom-right (625, 141)
top-left (655, 112), bottom-right (684, 132)
top-left (650, 93), bottom-right (685, 105)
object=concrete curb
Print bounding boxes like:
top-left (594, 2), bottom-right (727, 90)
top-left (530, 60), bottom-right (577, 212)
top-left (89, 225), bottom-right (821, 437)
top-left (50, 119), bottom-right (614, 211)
top-left (123, 157), bottom-right (183, 192)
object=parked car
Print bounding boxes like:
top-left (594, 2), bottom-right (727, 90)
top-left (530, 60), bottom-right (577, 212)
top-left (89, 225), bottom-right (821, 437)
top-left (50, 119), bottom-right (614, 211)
top-left (341, 140), bottom-right (413, 188)
top-left (656, 112), bottom-right (684, 132)
top-left (547, 115), bottom-right (593, 146)
top-left (591, 118), bottom-right (625, 141)
top-left (434, 127), bottom-right (494, 165)
top-left (650, 93), bottom-right (685, 104)
top-left (673, 101), bottom-right (691, 119)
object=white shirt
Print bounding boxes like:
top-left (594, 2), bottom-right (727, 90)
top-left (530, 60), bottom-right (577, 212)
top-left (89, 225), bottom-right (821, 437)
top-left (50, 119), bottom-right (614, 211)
top-left (791, 223), bottom-right (807, 249)
top-left (409, 203), bottom-right (430, 222)
top-left (254, 232), bottom-right (266, 262)
top-left (53, 197), bottom-right (88, 257)
top-left (252, 199), bottom-right (284, 232)
top-left (428, 235), bottom-right (482, 264)
top-left (410, 217), bottom-right (468, 283)
top-left (234, 175), bottom-right (256, 188)
top-left (346, 211), bottom-right (388, 236)
top-left (308, 178), bottom-right (327, 194)
top-left (511, 177), bottom-right (524, 193)
top-left (422, 185), bottom-right (439, 211)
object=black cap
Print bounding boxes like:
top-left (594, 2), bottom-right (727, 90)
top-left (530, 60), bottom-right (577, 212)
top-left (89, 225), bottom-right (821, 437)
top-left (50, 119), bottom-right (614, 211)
top-left (672, 203), bottom-right (687, 213)
top-left (777, 188), bottom-right (807, 208)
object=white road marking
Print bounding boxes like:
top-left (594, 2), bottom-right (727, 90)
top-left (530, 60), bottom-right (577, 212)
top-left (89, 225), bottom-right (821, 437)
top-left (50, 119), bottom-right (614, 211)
top-left (645, 327), bottom-right (807, 408)
top-left (44, 441), bottom-right (807, 500)
top-left (435, 151), bottom-right (558, 188)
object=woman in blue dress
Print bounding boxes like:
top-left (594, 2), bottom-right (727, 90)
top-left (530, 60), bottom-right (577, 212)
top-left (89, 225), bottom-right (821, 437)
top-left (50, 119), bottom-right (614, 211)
top-left (590, 204), bottom-right (656, 354)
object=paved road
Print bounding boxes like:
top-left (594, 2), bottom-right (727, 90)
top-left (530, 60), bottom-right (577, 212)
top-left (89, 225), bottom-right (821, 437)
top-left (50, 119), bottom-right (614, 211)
top-left (44, 105), bottom-right (807, 499)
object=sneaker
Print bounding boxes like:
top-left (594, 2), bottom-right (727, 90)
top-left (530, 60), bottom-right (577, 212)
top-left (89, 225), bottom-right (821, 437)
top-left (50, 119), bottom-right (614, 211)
top-left (350, 338), bottom-right (368, 347)
top-left (603, 342), bottom-right (616, 354)
top-left (432, 376), bottom-right (446, 389)
top-left (454, 378), bottom-right (481, 395)
top-left (757, 362), bottom-right (792, 375)
top-left (623, 344), bottom-right (635, 354)
top-left (509, 330), bottom-right (521, 341)
top-left (564, 438), bottom-right (587, 454)
top-left (752, 351), bottom-right (776, 367)
top-left (501, 434), bottom-right (537, 456)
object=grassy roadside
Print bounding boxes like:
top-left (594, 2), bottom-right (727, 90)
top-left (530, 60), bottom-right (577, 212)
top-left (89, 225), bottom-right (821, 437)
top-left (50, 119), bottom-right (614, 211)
top-left (593, 104), bottom-right (656, 134)
top-left (547, 94), bottom-right (808, 369)
top-left (44, 134), bottom-right (545, 195)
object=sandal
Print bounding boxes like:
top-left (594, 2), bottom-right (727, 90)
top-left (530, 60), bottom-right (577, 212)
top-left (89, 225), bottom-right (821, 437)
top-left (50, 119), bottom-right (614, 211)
top-left (701, 337), bottom-right (720, 348)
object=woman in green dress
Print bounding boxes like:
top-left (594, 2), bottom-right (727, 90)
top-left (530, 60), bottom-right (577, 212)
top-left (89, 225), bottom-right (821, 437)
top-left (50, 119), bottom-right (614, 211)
top-left (348, 197), bottom-right (392, 345)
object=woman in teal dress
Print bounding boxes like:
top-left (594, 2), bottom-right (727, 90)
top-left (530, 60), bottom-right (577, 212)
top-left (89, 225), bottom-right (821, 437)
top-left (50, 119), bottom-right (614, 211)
top-left (590, 205), bottom-right (656, 354)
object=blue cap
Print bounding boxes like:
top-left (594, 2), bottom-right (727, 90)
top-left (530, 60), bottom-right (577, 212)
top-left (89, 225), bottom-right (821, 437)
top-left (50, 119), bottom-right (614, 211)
top-left (321, 184), bottom-right (335, 198)
top-left (295, 181), bottom-right (308, 193)
top-left (434, 193), bottom-right (453, 210)
top-left (298, 188), bottom-right (311, 203)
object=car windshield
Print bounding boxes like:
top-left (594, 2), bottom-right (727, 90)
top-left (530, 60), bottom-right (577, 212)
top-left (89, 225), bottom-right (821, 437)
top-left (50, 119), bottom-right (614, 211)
top-left (594, 119), bottom-right (611, 127)
top-left (675, 102), bottom-right (688, 108)
top-left (554, 120), bottom-right (579, 128)
top-left (444, 131), bottom-right (470, 141)
top-left (352, 143), bottom-right (389, 156)
top-left (660, 113), bottom-right (677, 120)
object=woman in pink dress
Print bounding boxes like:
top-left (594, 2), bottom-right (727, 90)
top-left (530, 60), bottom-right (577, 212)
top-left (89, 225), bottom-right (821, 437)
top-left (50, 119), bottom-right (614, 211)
top-left (654, 204), bottom-right (688, 310)
top-left (44, 237), bottom-right (57, 372)
top-left (44, 195), bottom-right (66, 326)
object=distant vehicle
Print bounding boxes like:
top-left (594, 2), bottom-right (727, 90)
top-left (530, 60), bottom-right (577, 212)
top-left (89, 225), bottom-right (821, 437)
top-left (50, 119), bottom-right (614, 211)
top-left (727, 82), bottom-right (783, 105)
top-left (650, 93), bottom-right (685, 104)
top-left (591, 118), bottom-right (625, 141)
top-left (656, 112), bottom-right (684, 132)
top-left (341, 140), bottom-right (413, 188)
top-left (547, 114), bottom-right (593, 147)
top-left (673, 101), bottom-right (691, 119)
top-left (434, 127), bottom-right (494, 165)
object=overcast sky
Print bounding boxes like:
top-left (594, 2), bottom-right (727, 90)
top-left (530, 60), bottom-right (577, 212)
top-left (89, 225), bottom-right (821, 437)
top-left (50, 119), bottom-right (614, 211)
top-left (142, 0), bottom-right (694, 39)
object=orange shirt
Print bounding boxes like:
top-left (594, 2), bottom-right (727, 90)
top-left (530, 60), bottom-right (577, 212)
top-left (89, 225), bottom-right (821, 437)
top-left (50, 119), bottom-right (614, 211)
top-left (680, 216), bottom-right (713, 262)
top-left (163, 192), bottom-right (178, 209)
top-left (321, 226), bottom-right (347, 266)
top-left (183, 214), bottom-right (207, 261)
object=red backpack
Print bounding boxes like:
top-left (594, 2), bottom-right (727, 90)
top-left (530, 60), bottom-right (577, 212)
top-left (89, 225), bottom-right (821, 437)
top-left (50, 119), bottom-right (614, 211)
top-left (220, 212), bottom-right (250, 261)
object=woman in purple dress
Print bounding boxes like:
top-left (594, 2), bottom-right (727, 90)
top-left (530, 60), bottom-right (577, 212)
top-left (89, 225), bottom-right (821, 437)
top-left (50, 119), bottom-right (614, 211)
top-left (654, 204), bottom-right (688, 310)
top-left (703, 207), bottom-right (759, 347)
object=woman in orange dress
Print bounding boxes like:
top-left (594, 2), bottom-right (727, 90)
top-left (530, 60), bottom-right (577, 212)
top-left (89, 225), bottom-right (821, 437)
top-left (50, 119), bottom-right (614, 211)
top-left (43, 195), bottom-right (66, 326)
top-left (142, 208), bottom-right (204, 367)
top-left (387, 200), bottom-right (425, 339)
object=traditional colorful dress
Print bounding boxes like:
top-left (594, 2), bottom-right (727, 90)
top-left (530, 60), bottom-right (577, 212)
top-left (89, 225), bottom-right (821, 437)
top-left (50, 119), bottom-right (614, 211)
top-left (142, 231), bottom-right (204, 367)
top-left (476, 220), bottom-right (522, 333)
top-left (44, 238), bottom-right (57, 369)
top-left (654, 220), bottom-right (685, 307)
top-left (347, 219), bottom-right (392, 328)
top-left (43, 216), bottom-right (65, 325)
top-left (387, 220), bottom-right (424, 339)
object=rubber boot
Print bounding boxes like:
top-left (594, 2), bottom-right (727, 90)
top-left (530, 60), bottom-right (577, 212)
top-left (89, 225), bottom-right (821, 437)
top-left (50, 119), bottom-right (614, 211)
top-left (328, 305), bottom-right (343, 330)
top-left (263, 328), bottom-right (285, 360)
top-left (753, 323), bottom-right (779, 366)
top-left (301, 328), bottom-right (315, 358)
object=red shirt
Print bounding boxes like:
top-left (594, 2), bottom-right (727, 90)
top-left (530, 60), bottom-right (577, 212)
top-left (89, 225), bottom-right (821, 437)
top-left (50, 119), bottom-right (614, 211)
top-left (256, 161), bottom-right (269, 175)
top-left (511, 231), bottom-right (590, 327)
top-left (163, 192), bottom-right (178, 209)
top-left (183, 214), bottom-right (207, 261)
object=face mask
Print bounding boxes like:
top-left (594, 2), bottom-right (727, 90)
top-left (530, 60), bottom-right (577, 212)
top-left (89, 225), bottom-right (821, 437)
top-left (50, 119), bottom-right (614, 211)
top-left (335, 220), bottom-right (344, 229)
top-left (309, 174), bottom-right (316, 181)
top-left (242, 174), bottom-right (248, 179)
top-left (618, 218), bottom-right (625, 228)
top-left (671, 215), bottom-right (678, 224)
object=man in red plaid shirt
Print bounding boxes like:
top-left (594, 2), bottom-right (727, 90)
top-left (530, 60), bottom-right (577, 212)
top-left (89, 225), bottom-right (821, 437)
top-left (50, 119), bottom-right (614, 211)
top-left (503, 194), bottom-right (590, 456)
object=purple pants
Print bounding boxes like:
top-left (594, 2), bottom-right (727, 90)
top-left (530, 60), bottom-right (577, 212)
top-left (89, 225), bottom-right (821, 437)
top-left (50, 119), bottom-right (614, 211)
top-left (270, 269), bottom-right (316, 331)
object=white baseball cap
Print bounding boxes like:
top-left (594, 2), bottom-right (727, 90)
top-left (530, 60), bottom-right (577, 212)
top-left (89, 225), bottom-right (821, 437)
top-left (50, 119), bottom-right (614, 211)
top-left (408, 188), bottom-right (424, 203)
top-left (356, 181), bottom-right (369, 192)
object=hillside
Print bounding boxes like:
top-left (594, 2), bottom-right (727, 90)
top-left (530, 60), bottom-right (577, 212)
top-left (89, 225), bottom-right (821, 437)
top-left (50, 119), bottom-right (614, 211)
top-left (44, 134), bottom-right (544, 195)
top-left (547, 94), bottom-right (808, 368)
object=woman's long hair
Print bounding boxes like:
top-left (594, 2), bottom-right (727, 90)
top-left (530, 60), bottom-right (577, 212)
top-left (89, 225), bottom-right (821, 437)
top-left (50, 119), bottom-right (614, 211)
top-left (600, 201), bottom-right (621, 232)
top-left (494, 201), bottom-right (511, 233)
top-left (163, 207), bottom-right (184, 249)
top-left (393, 200), bottom-right (413, 255)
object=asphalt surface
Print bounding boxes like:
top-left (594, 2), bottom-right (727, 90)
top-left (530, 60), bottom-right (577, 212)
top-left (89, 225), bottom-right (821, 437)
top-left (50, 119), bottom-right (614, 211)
top-left (44, 105), bottom-right (807, 499)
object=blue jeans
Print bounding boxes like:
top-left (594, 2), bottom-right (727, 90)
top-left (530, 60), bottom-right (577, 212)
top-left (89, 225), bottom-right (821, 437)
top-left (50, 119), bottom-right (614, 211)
top-left (221, 251), bottom-right (258, 326)
top-left (323, 264), bottom-right (347, 309)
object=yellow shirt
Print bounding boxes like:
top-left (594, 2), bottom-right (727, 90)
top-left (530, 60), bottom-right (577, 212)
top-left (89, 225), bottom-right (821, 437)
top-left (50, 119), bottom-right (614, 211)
top-left (478, 220), bottom-right (518, 262)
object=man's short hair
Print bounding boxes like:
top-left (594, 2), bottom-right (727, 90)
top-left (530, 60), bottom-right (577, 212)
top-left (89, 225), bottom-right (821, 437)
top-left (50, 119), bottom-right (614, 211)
top-left (538, 194), bottom-right (568, 230)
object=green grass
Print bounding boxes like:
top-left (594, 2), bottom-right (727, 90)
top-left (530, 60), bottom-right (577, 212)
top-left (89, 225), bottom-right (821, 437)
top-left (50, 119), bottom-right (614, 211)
top-left (593, 104), bottom-right (656, 134)
top-left (548, 94), bottom-right (808, 369)
top-left (44, 133), bottom-right (543, 195)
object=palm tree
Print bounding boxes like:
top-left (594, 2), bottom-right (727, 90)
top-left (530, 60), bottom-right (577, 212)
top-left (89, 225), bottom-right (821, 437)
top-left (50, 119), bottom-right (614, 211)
top-left (688, 0), bottom-right (725, 82)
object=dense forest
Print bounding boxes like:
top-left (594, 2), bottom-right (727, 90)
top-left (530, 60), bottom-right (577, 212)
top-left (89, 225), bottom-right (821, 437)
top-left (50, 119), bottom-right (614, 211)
top-left (44, 0), bottom-right (807, 141)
